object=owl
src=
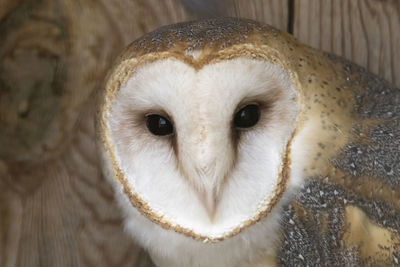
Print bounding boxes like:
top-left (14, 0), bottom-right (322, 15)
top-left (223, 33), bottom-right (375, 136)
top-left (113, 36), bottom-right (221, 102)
top-left (97, 18), bottom-right (400, 266)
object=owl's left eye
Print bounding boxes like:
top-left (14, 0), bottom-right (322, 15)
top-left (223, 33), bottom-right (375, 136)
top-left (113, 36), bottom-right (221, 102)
top-left (146, 114), bottom-right (173, 136)
top-left (234, 104), bottom-right (261, 128)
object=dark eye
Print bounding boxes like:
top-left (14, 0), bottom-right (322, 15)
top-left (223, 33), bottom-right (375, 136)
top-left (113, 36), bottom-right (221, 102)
top-left (146, 114), bottom-right (173, 136)
top-left (234, 104), bottom-right (260, 128)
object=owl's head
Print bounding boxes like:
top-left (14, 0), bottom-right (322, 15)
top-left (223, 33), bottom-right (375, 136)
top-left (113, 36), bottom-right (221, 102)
top-left (98, 18), bottom-right (313, 243)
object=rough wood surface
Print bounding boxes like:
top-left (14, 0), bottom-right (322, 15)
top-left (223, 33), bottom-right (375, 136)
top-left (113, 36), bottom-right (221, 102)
top-left (181, 0), bottom-right (288, 31)
top-left (229, 0), bottom-right (288, 31)
top-left (293, 0), bottom-right (400, 88)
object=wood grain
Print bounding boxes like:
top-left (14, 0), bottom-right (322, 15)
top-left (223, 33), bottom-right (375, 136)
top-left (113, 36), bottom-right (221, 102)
top-left (0, 103), bottom-right (147, 267)
top-left (180, 0), bottom-right (288, 31)
top-left (228, 0), bottom-right (288, 31)
top-left (293, 0), bottom-right (400, 88)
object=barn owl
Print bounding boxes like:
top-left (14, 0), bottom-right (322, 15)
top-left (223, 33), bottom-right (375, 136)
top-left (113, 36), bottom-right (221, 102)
top-left (97, 18), bottom-right (400, 266)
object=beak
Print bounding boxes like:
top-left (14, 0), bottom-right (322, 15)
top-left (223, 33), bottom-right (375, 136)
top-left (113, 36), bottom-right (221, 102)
top-left (201, 189), bottom-right (218, 221)
top-left (177, 123), bottom-right (235, 222)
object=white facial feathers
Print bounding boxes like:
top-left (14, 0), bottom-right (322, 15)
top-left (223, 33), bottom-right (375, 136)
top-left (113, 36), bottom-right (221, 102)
top-left (109, 57), bottom-right (299, 238)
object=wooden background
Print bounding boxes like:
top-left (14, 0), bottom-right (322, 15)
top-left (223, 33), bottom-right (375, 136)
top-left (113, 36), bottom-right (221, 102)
top-left (0, 0), bottom-right (399, 266)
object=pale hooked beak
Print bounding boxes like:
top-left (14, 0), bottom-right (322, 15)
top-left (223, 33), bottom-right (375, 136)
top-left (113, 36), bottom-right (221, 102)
top-left (201, 188), bottom-right (219, 221)
top-left (177, 124), bottom-right (235, 221)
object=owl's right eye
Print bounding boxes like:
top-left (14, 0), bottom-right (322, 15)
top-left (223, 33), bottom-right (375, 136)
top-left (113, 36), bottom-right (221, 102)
top-left (146, 114), bottom-right (173, 136)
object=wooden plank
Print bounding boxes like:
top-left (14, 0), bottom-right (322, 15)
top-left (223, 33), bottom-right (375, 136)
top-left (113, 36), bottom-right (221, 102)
top-left (0, 0), bottom-right (21, 20)
top-left (293, 0), bottom-right (400, 88)
top-left (229, 0), bottom-right (288, 31)
top-left (181, 0), bottom-right (288, 31)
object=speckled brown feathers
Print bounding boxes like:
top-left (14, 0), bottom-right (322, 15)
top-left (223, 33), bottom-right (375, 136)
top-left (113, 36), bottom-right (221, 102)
top-left (278, 55), bottom-right (400, 266)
